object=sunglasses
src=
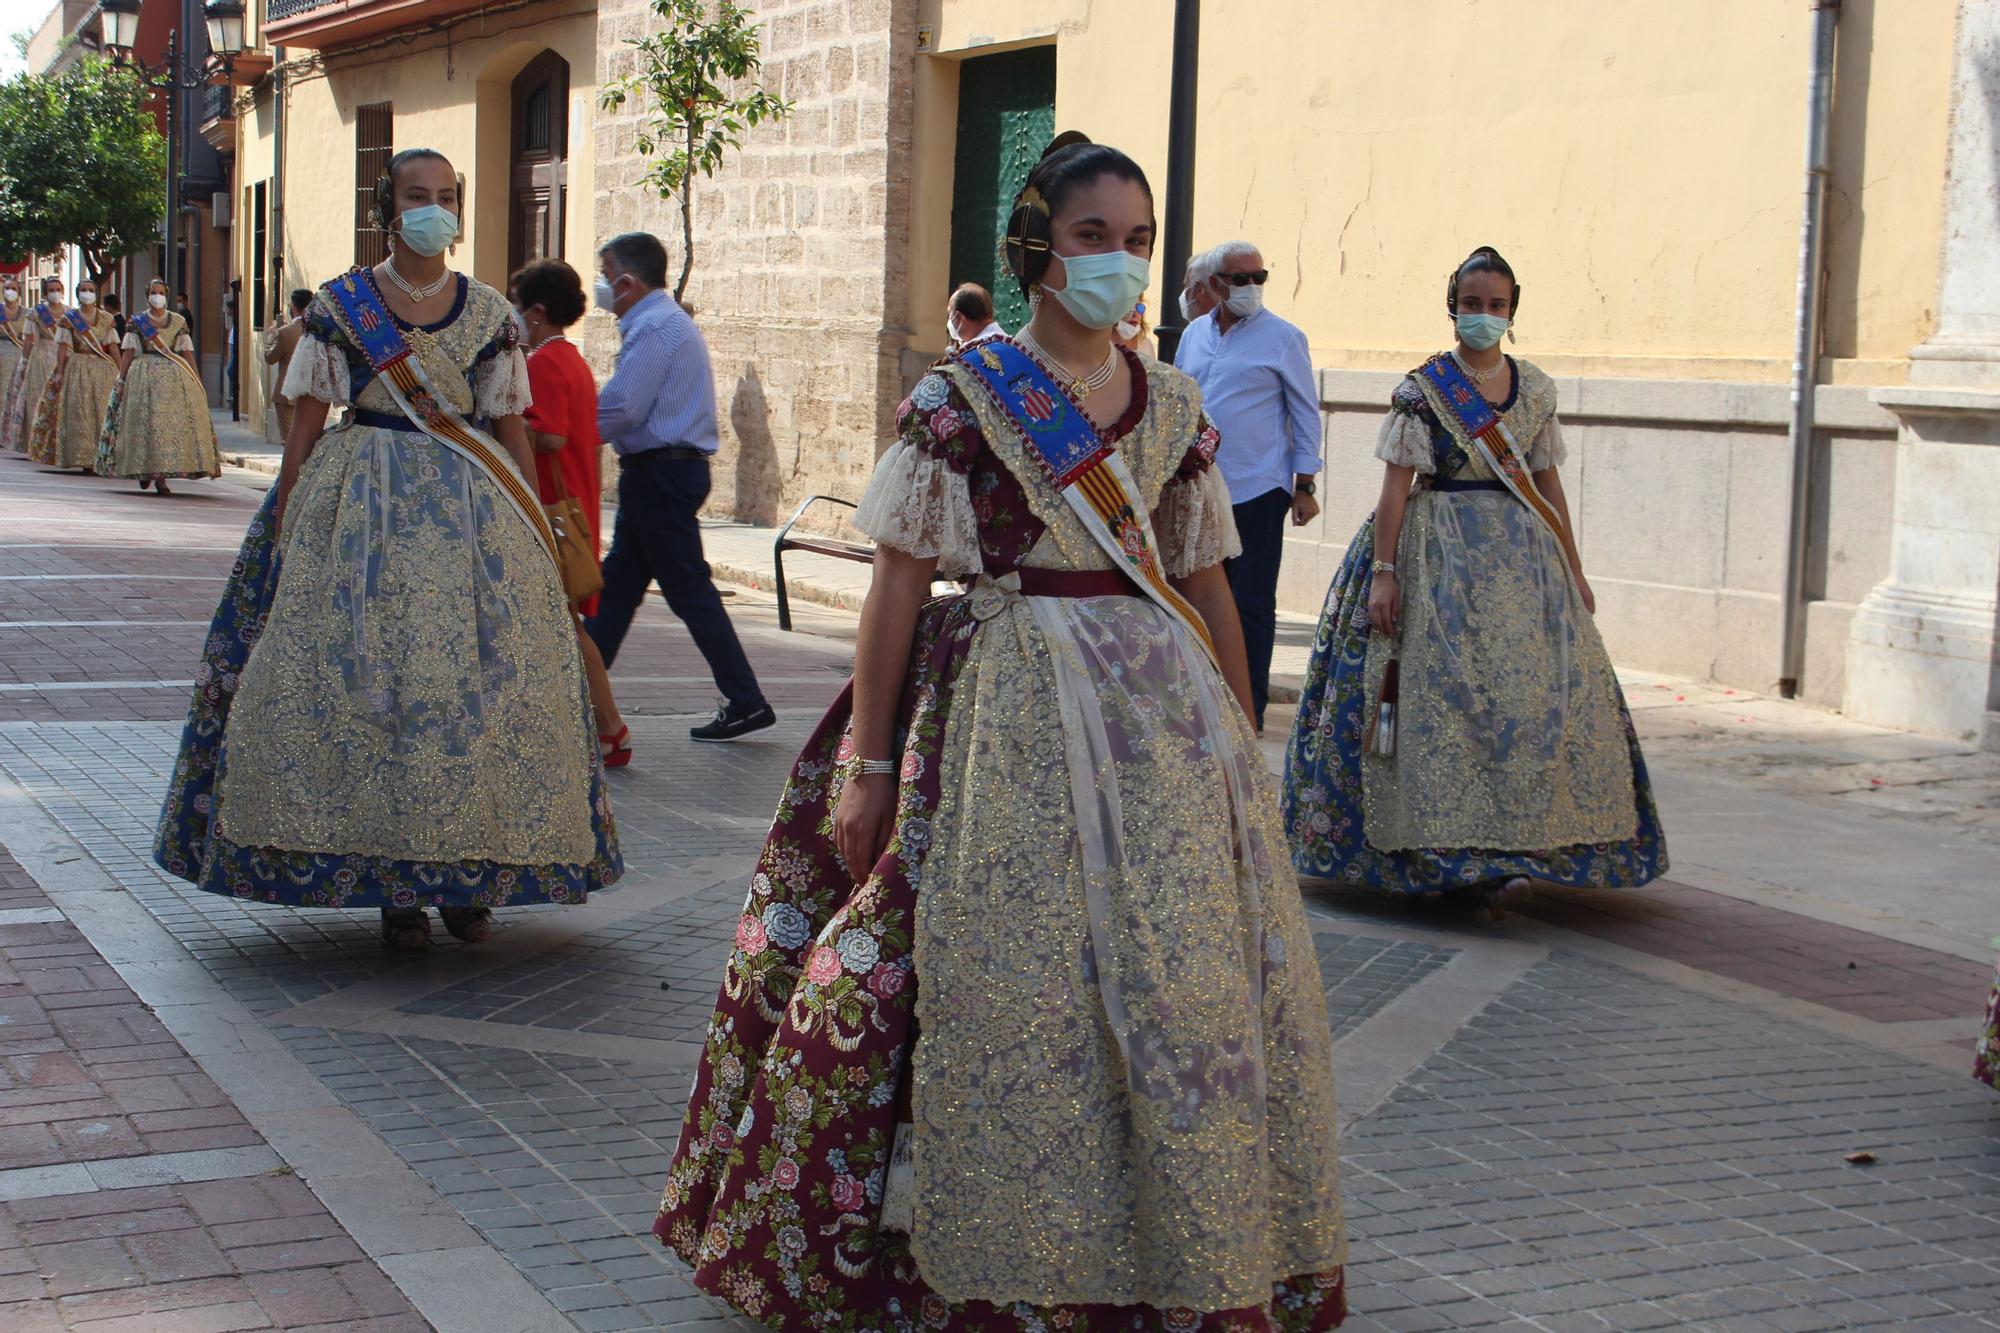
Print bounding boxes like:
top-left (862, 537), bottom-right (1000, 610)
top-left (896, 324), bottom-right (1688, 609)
top-left (1216, 269), bottom-right (1270, 287)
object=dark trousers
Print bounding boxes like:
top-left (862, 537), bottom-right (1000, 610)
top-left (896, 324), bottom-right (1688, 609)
top-left (585, 453), bottom-right (765, 711)
top-left (1225, 486), bottom-right (1293, 728)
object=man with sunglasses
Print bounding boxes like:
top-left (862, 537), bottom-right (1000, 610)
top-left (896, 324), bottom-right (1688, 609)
top-left (1173, 239), bottom-right (1324, 734)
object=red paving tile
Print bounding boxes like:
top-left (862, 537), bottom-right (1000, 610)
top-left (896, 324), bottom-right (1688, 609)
top-left (1523, 879), bottom-right (1992, 1022)
top-left (0, 846), bottom-right (425, 1329)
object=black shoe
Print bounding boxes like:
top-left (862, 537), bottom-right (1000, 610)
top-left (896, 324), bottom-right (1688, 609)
top-left (690, 700), bottom-right (777, 743)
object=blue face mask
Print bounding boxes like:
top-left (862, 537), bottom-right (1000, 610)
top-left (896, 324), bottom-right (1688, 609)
top-left (1048, 249), bottom-right (1151, 330)
top-left (1455, 312), bottom-right (1510, 351)
top-left (395, 204), bottom-right (460, 258)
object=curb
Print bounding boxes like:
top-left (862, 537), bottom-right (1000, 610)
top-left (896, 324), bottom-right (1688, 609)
top-left (223, 452), bottom-right (282, 477)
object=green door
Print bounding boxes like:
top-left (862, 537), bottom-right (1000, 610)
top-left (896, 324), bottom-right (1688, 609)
top-left (949, 46), bottom-right (1056, 335)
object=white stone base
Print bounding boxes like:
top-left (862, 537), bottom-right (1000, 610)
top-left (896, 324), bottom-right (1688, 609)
top-left (1843, 581), bottom-right (1997, 741)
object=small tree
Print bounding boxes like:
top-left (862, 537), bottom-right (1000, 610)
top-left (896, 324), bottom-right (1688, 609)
top-left (601, 0), bottom-right (792, 302)
top-left (0, 57), bottom-right (166, 282)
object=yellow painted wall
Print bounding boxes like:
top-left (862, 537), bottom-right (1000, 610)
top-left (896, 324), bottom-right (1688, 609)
top-left (274, 3), bottom-right (598, 304)
top-left (909, 0), bottom-right (1954, 384)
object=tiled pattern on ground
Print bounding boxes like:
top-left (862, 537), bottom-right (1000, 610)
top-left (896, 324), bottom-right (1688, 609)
top-left (1315, 930), bottom-right (1458, 1037)
top-left (0, 1178), bottom-right (427, 1332)
top-left (1522, 882), bottom-right (1994, 1023)
top-left (397, 888), bottom-right (742, 1043)
top-left (271, 1026), bottom-right (712, 1332)
top-left (0, 846), bottom-right (427, 1330)
top-left (1337, 952), bottom-right (2000, 1332)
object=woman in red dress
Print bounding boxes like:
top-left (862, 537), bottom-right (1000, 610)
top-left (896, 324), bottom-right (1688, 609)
top-left (512, 260), bottom-right (630, 767)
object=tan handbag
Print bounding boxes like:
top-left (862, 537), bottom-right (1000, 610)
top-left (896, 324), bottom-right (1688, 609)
top-left (543, 467), bottom-right (604, 603)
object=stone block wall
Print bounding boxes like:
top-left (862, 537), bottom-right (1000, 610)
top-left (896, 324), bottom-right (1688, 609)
top-left (590, 0), bottom-right (916, 527)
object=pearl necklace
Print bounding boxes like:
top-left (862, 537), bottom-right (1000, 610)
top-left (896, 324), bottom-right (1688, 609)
top-left (1452, 349), bottom-right (1506, 385)
top-left (529, 332), bottom-right (566, 353)
top-left (381, 258), bottom-right (452, 304)
top-left (1017, 329), bottom-right (1118, 399)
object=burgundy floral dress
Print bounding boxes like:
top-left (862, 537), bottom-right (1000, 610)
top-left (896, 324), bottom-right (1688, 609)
top-left (656, 345), bottom-right (1347, 1333)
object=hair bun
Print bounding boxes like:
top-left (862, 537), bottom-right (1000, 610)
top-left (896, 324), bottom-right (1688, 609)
top-left (1040, 130), bottom-right (1092, 162)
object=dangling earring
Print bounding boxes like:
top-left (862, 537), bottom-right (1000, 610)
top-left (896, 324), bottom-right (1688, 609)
top-left (1028, 286), bottom-right (1043, 313)
top-left (1507, 321), bottom-right (1517, 344)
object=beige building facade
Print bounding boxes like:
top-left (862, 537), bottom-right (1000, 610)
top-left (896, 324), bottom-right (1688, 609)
top-left (210, 0), bottom-right (1997, 742)
top-left (225, 0), bottom-right (599, 435)
top-left (590, 0), bottom-right (2000, 741)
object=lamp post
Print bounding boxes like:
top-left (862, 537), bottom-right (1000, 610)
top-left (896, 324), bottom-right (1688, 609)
top-left (1153, 0), bottom-right (1201, 367)
top-left (93, 0), bottom-right (244, 311)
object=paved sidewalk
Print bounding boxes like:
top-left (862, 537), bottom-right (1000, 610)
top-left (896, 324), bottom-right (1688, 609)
top-left (0, 445), bottom-right (1996, 1331)
top-left (0, 849), bottom-right (426, 1331)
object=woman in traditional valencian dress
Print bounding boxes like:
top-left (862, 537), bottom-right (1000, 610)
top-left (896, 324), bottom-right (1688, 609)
top-left (152, 148), bottom-right (620, 950)
top-left (33, 278), bottom-right (121, 471)
top-left (657, 137), bottom-right (1346, 1333)
top-left (97, 278), bottom-right (221, 494)
top-left (0, 277), bottom-right (29, 440)
top-left (1283, 247), bottom-right (1665, 919)
top-left (1977, 956), bottom-right (2000, 1093)
top-left (11, 278), bottom-right (68, 454)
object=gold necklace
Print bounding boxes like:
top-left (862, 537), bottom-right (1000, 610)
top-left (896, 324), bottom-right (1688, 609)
top-left (1017, 329), bottom-right (1118, 399)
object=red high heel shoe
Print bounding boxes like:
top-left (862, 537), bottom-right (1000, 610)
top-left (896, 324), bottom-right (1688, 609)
top-left (599, 725), bottom-right (633, 769)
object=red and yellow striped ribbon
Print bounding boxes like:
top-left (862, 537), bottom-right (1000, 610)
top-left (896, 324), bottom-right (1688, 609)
top-left (380, 358), bottom-right (558, 563)
top-left (1071, 461), bottom-right (1219, 661)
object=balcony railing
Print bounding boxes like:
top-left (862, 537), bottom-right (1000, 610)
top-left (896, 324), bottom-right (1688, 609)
top-left (264, 0), bottom-right (493, 50)
top-left (201, 82), bottom-right (233, 125)
top-left (265, 0), bottom-right (340, 22)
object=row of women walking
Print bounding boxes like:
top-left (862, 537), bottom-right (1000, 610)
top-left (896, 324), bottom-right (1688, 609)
top-left (0, 274), bottom-right (221, 490)
top-left (146, 131), bottom-right (1674, 1333)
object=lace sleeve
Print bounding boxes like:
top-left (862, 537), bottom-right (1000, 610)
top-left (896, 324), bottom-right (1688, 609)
top-left (1374, 383), bottom-right (1437, 474)
top-left (173, 331), bottom-right (194, 354)
top-left (121, 331), bottom-right (140, 352)
top-left (851, 440), bottom-right (983, 577)
top-left (1526, 413), bottom-right (1569, 471)
top-left (1154, 463), bottom-right (1242, 577)
top-left (282, 330), bottom-right (352, 405)
top-left (475, 344), bottom-right (533, 419)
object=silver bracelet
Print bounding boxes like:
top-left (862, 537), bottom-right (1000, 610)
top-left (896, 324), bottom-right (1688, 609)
top-left (1371, 560), bottom-right (1398, 575)
top-left (859, 759), bottom-right (898, 777)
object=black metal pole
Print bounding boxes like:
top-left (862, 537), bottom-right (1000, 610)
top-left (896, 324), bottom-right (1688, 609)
top-left (163, 27), bottom-right (179, 306)
top-left (1153, 0), bottom-right (1200, 367)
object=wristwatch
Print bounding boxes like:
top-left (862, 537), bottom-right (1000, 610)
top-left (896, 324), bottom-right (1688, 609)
top-left (1295, 478), bottom-right (1317, 497)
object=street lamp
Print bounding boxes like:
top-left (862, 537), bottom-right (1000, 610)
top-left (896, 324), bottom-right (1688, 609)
top-left (94, 0), bottom-right (247, 381)
top-left (97, 0), bottom-right (142, 52)
top-left (203, 1), bottom-right (245, 60)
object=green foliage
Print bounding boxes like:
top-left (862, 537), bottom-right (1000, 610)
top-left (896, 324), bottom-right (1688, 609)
top-left (601, 0), bottom-right (792, 300)
top-left (0, 57), bottom-right (167, 282)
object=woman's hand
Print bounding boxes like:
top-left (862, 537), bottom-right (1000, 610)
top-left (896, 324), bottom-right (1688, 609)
top-left (834, 772), bottom-right (898, 884)
top-left (1367, 570), bottom-right (1401, 635)
top-left (1574, 570), bottom-right (1596, 616)
top-left (271, 478), bottom-right (292, 541)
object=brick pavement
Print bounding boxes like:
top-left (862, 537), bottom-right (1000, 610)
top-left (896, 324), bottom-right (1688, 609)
top-left (2, 447), bottom-right (1999, 1331)
top-left (0, 846), bottom-right (427, 1330)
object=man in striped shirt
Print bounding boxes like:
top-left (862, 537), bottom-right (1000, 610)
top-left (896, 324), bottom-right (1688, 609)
top-left (584, 232), bottom-right (776, 742)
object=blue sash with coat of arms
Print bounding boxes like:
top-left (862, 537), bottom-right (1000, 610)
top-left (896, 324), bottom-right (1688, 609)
top-left (953, 338), bottom-right (1218, 662)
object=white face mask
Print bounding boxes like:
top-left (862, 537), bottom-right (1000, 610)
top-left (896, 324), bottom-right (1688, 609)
top-left (1222, 282), bottom-right (1264, 318)
top-left (945, 316), bottom-right (959, 345)
top-left (77, 291), bottom-right (95, 306)
top-left (149, 293), bottom-right (168, 309)
top-left (593, 275), bottom-right (621, 311)
top-left (1178, 288), bottom-right (1200, 322)
top-left (2, 289), bottom-right (16, 302)
top-left (1115, 317), bottom-right (1141, 341)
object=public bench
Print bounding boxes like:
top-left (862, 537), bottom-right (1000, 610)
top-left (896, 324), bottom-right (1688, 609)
top-left (773, 494), bottom-right (871, 631)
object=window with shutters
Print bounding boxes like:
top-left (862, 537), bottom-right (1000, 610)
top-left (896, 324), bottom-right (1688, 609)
top-left (251, 179), bottom-right (268, 327)
top-left (354, 102), bottom-right (393, 267)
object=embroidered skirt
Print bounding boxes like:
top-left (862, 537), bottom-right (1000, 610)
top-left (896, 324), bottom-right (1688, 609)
top-left (1283, 508), bottom-right (1667, 892)
top-left (154, 427), bottom-right (620, 908)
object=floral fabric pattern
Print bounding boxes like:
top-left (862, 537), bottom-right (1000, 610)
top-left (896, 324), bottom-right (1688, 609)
top-left (1976, 960), bottom-right (2000, 1092)
top-left (660, 346), bottom-right (1344, 1331)
top-left (98, 313), bottom-right (220, 480)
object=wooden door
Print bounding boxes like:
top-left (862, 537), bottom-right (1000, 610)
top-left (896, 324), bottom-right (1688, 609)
top-left (508, 52), bottom-right (570, 275)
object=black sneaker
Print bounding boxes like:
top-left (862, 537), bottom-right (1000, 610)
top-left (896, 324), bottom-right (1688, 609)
top-left (690, 700), bottom-right (777, 743)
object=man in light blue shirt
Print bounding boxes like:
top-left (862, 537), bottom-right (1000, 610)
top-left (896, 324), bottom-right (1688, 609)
top-left (1174, 239), bottom-right (1323, 731)
top-left (585, 232), bottom-right (774, 742)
